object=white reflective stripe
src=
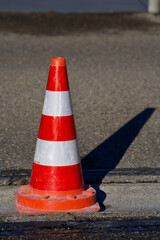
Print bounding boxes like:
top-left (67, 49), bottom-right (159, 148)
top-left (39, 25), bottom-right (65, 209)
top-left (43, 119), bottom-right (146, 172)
top-left (42, 90), bottom-right (73, 116)
top-left (34, 139), bottom-right (80, 167)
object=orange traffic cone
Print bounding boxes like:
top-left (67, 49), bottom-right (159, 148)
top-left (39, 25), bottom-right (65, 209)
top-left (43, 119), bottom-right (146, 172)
top-left (15, 57), bottom-right (100, 213)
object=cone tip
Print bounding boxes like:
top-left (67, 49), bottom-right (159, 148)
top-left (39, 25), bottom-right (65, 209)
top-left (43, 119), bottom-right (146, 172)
top-left (51, 57), bottom-right (66, 67)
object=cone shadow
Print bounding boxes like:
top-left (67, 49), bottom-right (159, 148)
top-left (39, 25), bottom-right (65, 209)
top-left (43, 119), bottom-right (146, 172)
top-left (82, 108), bottom-right (155, 211)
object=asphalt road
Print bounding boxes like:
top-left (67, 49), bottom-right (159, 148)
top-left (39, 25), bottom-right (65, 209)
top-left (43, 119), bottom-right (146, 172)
top-left (0, 0), bottom-right (148, 13)
top-left (1, 218), bottom-right (160, 239)
top-left (0, 12), bottom-right (160, 239)
top-left (0, 13), bottom-right (160, 173)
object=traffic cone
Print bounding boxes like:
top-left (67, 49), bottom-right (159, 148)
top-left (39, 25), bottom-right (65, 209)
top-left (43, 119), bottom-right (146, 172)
top-left (15, 57), bottom-right (100, 213)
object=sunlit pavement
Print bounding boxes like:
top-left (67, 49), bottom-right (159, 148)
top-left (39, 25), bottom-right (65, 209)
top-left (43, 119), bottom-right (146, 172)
top-left (0, 12), bottom-right (160, 239)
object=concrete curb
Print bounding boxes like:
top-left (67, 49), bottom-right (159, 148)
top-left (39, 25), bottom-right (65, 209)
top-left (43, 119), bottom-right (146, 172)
top-left (0, 183), bottom-right (159, 222)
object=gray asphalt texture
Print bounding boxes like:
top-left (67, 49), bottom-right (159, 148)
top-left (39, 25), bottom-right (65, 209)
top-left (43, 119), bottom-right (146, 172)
top-left (1, 226), bottom-right (160, 240)
top-left (1, 13), bottom-right (160, 174)
top-left (0, 12), bottom-right (160, 238)
top-left (1, 218), bottom-right (160, 239)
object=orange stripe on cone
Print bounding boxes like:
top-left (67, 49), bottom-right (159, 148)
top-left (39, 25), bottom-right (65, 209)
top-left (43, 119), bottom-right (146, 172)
top-left (47, 66), bottom-right (69, 91)
top-left (15, 57), bottom-right (100, 213)
top-left (38, 115), bottom-right (76, 141)
top-left (30, 163), bottom-right (83, 191)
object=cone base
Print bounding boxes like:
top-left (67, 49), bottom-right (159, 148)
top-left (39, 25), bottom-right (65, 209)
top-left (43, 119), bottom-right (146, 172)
top-left (15, 185), bottom-right (100, 213)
